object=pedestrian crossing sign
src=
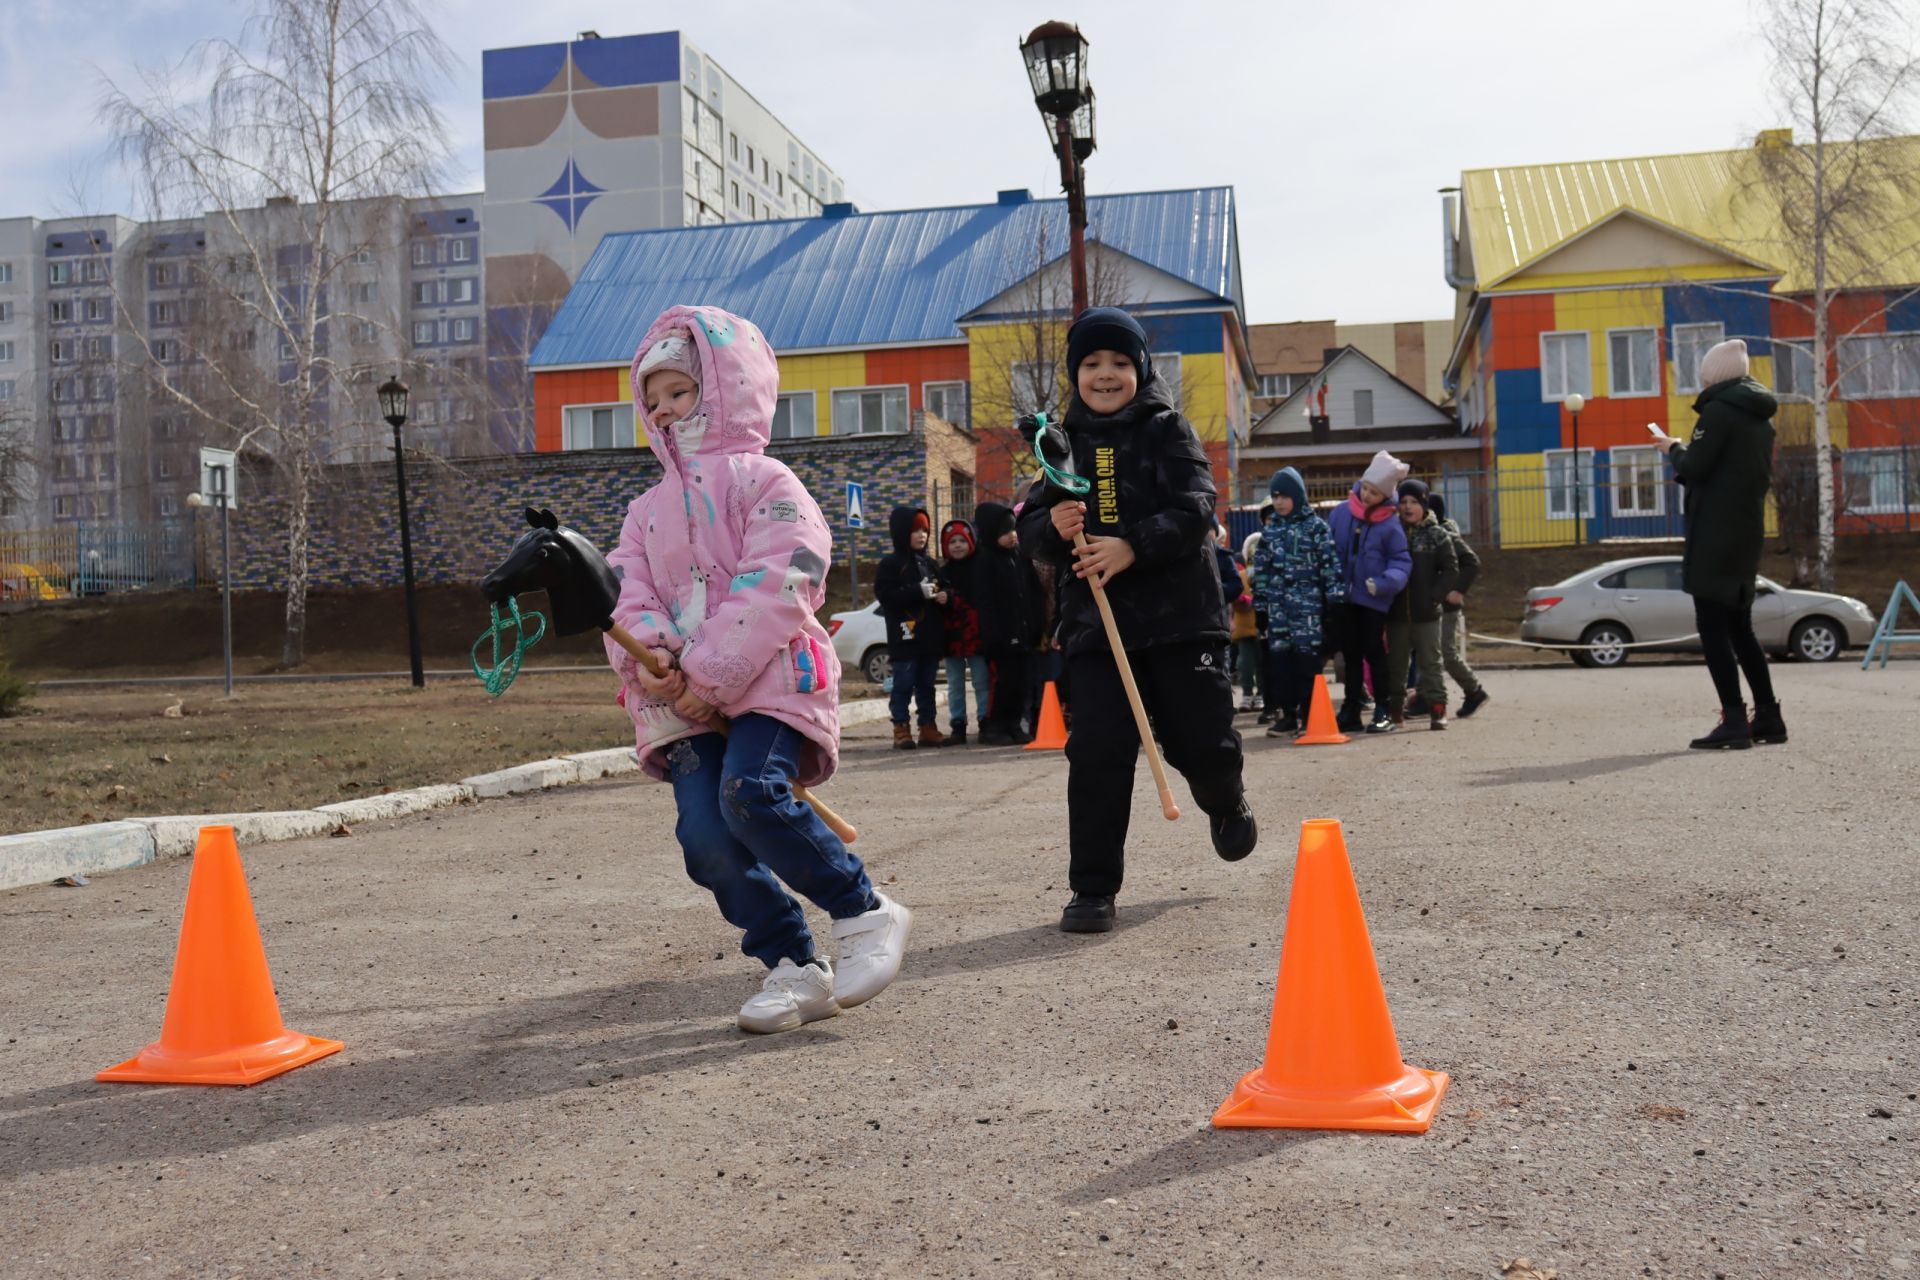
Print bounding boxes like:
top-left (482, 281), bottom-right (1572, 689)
top-left (846, 481), bottom-right (865, 529)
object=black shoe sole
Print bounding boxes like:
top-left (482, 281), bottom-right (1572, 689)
top-left (1059, 912), bottom-right (1116, 933)
top-left (1689, 739), bottom-right (1753, 750)
top-left (1753, 736), bottom-right (1787, 745)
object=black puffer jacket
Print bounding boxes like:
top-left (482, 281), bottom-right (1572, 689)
top-left (970, 502), bottom-right (1044, 655)
top-left (1015, 374), bottom-right (1225, 657)
top-left (873, 505), bottom-right (945, 657)
top-left (1671, 377), bottom-right (1776, 608)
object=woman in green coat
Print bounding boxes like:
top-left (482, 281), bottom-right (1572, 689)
top-left (1654, 339), bottom-right (1782, 750)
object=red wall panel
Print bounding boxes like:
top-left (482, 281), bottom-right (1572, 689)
top-left (864, 345), bottom-right (972, 409)
top-left (534, 369), bottom-right (623, 452)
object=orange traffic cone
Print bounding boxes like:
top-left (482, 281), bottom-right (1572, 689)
top-left (1024, 681), bottom-right (1068, 750)
top-left (1212, 819), bottom-right (1448, 1132)
top-left (1293, 674), bottom-right (1349, 745)
top-left (98, 825), bottom-right (341, 1087)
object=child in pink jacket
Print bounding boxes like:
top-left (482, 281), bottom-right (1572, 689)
top-left (608, 305), bottom-right (910, 1034)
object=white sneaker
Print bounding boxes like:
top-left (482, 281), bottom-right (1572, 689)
top-left (737, 958), bottom-right (839, 1034)
top-left (831, 893), bottom-right (912, 1008)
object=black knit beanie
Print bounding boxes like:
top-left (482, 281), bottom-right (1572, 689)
top-left (1065, 307), bottom-right (1152, 388)
top-left (1397, 478), bottom-right (1430, 514)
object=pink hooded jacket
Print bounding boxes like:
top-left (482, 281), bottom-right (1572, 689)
top-left (604, 305), bottom-right (841, 785)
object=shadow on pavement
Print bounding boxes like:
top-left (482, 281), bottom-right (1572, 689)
top-left (1467, 751), bottom-right (1689, 788)
top-left (0, 898), bottom-right (1211, 1180)
top-left (1059, 1124), bottom-right (1336, 1204)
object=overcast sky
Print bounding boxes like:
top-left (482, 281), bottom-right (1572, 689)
top-left (2, 0), bottom-right (1788, 324)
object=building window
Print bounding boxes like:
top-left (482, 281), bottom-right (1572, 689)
top-left (54, 496), bottom-right (73, 519)
top-left (49, 300), bottom-right (72, 323)
top-left (83, 259), bottom-right (107, 283)
top-left (351, 281), bottom-right (378, 304)
top-left (413, 281), bottom-right (437, 306)
top-left (0, 379), bottom-right (14, 400)
top-left (1607, 328), bottom-right (1660, 397)
top-left (1540, 331), bottom-right (1592, 402)
top-left (1837, 332), bottom-right (1920, 399)
top-left (85, 336), bottom-right (108, 360)
top-left (50, 338), bottom-right (73, 363)
top-left (450, 278), bottom-right (476, 303)
top-left (0, 302), bottom-right (11, 323)
top-left (1544, 448), bottom-right (1597, 520)
top-left (412, 321), bottom-right (435, 345)
top-left (352, 247), bottom-right (373, 265)
top-left (1255, 372), bottom-right (1295, 399)
top-left (729, 132), bottom-right (738, 159)
top-left (830, 385), bottom-right (910, 436)
top-left (0, 341), bottom-right (12, 363)
top-left (1774, 339), bottom-right (1815, 399)
top-left (770, 391), bottom-right (816, 441)
top-left (1352, 387), bottom-right (1374, 427)
top-left (1611, 446), bottom-right (1667, 517)
top-left (450, 317), bottom-right (475, 342)
top-left (1671, 322), bottom-right (1724, 393)
top-left (777, 172), bottom-right (784, 198)
top-left (49, 262), bottom-right (72, 285)
top-left (1008, 361), bottom-right (1057, 418)
top-left (746, 143), bottom-right (755, 172)
top-left (411, 241), bottom-right (433, 266)
top-left (84, 297), bottom-right (109, 323)
top-left (1843, 448), bottom-right (1916, 514)
top-left (1154, 352), bottom-right (1183, 407)
top-left (87, 376), bottom-right (112, 400)
top-left (152, 263), bottom-right (177, 287)
top-left (158, 457), bottom-right (173, 479)
top-left (350, 321), bottom-right (376, 344)
top-left (731, 181), bottom-right (740, 208)
top-left (0, 262), bottom-right (11, 283)
top-left (153, 301), bottom-right (178, 325)
top-left (925, 381), bottom-right (971, 429)
top-left (563, 403), bottom-right (637, 450)
top-left (415, 400), bottom-right (438, 425)
top-left (159, 494), bottom-right (180, 517)
top-left (450, 239), bottom-right (471, 262)
top-left (153, 339), bottom-right (177, 362)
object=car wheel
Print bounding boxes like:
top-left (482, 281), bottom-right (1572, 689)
top-left (1576, 622), bottom-right (1632, 669)
top-left (860, 648), bottom-right (892, 685)
top-left (1790, 616), bottom-right (1843, 663)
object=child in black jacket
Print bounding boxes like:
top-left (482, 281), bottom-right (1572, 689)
top-left (970, 501), bottom-right (1045, 746)
top-left (872, 506), bottom-right (947, 749)
top-left (1015, 307), bottom-right (1255, 934)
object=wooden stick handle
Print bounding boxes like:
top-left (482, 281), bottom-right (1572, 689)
top-left (604, 623), bottom-right (859, 845)
top-left (1072, 534), bottom-right (1181, 822)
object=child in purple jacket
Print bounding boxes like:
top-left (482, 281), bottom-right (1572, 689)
top-left (1326, 451), bottom-right (1413, 733)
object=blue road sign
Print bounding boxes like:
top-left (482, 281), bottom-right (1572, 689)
top-left (846, 481), bottom-right (865, 529)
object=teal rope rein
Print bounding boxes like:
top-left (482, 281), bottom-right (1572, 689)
top-left (470, 597), bottom-right (548, 697)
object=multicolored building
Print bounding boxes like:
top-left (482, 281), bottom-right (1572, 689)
top-left (527, 187), bottom-right (1253, 520)
top-left (1443, 140), bottom-right (1920, 546)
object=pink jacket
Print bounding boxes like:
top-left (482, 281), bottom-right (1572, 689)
top-left (604, 305), bottom-right (841, 785)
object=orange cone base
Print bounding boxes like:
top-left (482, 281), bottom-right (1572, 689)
top-left (1293, 727), bottom-right (1349, 746)
top-left (1212, 1064), bottom-right (1449, 1133)
top-left (98, 1030), bottom-right (342, 1087)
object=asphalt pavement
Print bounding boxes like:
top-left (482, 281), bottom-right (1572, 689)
top-left (2, 663), bottom-right (1916, 1279)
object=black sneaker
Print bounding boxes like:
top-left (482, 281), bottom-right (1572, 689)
top-left (1255, 706), bottom-right (1275, 725)
top-left (1458, 687), bottom-right (1491, 718)
top-left (977, 726), bottom-right (1015, 747)
top-left (1690, 708), bottom-right (1753, 750)
top-left (946, 724), bottom-right (968, 746)
top-left (1265, 709), bottom-right (1297, 738)
top-left (1366, 713), bottom-right (1400, 735)
top-left (1059, 893), bottom-right (1116, 933)
top-left (1749, 700), bottom-right (1787, 745)
top-left (1335, 706), bottom-right (1364, 733)
top-left (1210, 799), bottom-right (1258, 862)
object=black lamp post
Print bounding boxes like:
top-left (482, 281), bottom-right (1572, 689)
top-left (1020, 20), bottom-right (1093, 317)
top-left (379, 374), bottom-right (425, 688)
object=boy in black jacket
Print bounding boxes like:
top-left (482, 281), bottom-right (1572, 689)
top-left (970, 502), bottom-right (1045, 746)
top-left (873, 506), bottom-right (947, 749)
top-left (1015, 307), bottom-right (1255, 934)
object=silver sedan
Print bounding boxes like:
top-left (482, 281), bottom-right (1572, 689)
top-left (1519, 555), bottom-right (1879, 667)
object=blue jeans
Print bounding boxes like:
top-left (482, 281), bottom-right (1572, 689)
top-left (888, 653), bottom-right (939, 726)
top-left (944, 655), bottom-right (989, 727)
top-left (667, 714), bottom-right (876, 969)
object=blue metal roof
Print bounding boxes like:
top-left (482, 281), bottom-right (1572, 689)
top-left (530, 187), bottom-right (1240, 367)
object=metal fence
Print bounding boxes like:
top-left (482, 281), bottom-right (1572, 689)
top-left (0, 522), bottom-right (199, 604)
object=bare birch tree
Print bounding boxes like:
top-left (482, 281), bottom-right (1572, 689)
top-left (1751, 0), bottom-right (1920, 589)
top-left (98, 0), bottom-right (455, 665)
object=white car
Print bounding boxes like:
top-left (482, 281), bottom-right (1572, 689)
top-left (826, 601), bottom-right (890, 684)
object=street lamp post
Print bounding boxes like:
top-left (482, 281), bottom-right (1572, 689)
top-left (379, 375), bottom-right (425, 689)
top-left (186, 466), bottom-right (234, 698)
top-left (1020, 20), bottom-right (1094, 317)
top-left (1564, 392), bottom-right (1586, 546)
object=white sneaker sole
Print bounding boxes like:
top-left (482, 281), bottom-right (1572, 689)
top-left (738, 999), bottom-right (840, 1035)
top-left (835, 902), bottom-right (912, 1009)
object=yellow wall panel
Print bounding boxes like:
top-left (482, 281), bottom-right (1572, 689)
top-left (617, 368), bottom-right (632, 403)
top-left (1495, 451), bottom-right (1577, 549)
top-left (1550, 287), bottom-right (1665, 398)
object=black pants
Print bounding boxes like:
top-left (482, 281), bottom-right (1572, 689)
top-left (985, 649), bottom-right (1033, 736)
top-left (1064, 642), bottom-right (1244, 897)
top-left (1269, 645), bottom-right (1323, 716)
top-left (1334, 603), bottom-right (1390, 714)
top-left (1694, 597), bottom-right (1776, 710)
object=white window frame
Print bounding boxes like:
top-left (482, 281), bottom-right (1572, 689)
top-left (1842, 447), bottom-right (1910, 515)
top-left (411, 241), bottom-right (433, 267)
top-left (49, 300), bottom-right (71, 324)
top-left (1008, 361), bottom-right (1057, 418)
top-left (412, 321), bottom-right (435, 345)
top-left (829, 384), bottom-right (910, 437)
top-left (1671, 322), bottom-right (1724, 394)
top-left (1352, 387), bottom-right (1374, 427)
top-left (450, 239), bottom-right (471, 262)
top-left (1153, 352), bottom-right (1182, 407)
top-left (1773, 339), bottom-right (1815, 400)
top-left (1607, 327), bottom-right (1661, 398)
top-left (1611, 446), bottom-right (1667, 518)
top-left (412, 281), bottom-right (437, 306)
top-left (770, 390), bottom-right (816, 441)
top-left (1837, 331), bottom-right (1920, 400)
top-left (84, 297), bottom-right (109, 323)
top-left (48, 262), bottom-right (72, 285)
top-left (924, 380), bottom-right (970, 428)
top-left (0, 262), bottom-right (12, 284)
top-left (0, 301), bottom-right (11, 324)
top-left (152, 339), bottom-right (177, 363)
top-left (1540, 330), bottom-right (1592, 402)
top-left (351, 247), bottom-right (373, 265)
top-left (450, 278), bottom-right (476, 304)
top-left (562, 401), bottom-right (637, 451)
top-left (351, 281), bottom-right (378, 304)
top-left (0, 379), bottom-right (15, 400)
top-left (1544, 447), bottom-right (1597, 520)
top-left (86, 336), bottom-right (108, 360)
top-left (153, 301), bottom-right (177, 325)
top-left (450, 317), bottom-right (476, 342)
top-left (0, 341), bottom-right (13, 363)
top-left (152, 263), bottom-right (178, 287)
top-left (50, 338), bottom-right (73, 363)
top-left (159, 494), bottom-right (180, 517)
top-left (83, 258), bottom-right (107, 283)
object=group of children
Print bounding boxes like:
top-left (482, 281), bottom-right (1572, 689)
top-left (1229, 453), bottom-right (1491, 736)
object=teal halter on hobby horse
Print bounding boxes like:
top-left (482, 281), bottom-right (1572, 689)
top-left (1025, 412), bottom-right (1090, 497)
top-left (469, 597), bottom-right (548, 697)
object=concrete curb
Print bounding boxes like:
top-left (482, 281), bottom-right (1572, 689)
top-left (0, 694), bottom-right (903, 892)
top-left (0, 821), bottom-right (157, 889)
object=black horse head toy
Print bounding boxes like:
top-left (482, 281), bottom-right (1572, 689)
top-left (480, 507), bottom-right (621, 637)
